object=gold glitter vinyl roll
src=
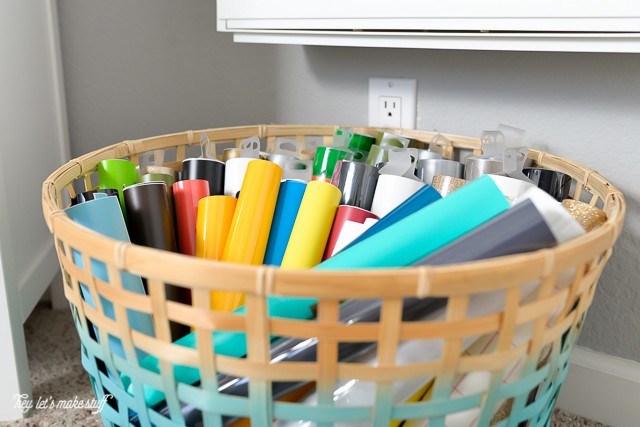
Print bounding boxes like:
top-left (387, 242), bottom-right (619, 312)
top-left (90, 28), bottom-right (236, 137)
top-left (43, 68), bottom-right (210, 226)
top-left (562, 199), bottom-right (607, 232)
top-left (431, 175), bottom-right (469, 197)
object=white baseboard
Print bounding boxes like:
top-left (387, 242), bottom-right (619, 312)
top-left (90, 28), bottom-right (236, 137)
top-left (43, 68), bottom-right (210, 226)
top-left (557, 346), bottom-right (640, 427)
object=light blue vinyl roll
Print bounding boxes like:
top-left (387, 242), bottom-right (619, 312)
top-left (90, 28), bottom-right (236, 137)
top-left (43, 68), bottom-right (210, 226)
top-left (317, 175), bottom-right (510, 270)
top-left (264, 180), bottom-right (307, 266)
top-left (64, 194), bottom-right (155, 359)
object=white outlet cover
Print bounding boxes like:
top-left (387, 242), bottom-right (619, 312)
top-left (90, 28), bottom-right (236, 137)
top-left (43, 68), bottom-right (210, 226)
top-left (368, 77), bottom-right (417, 129)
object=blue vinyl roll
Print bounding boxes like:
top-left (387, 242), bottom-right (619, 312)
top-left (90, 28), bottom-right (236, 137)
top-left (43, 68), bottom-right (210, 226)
top-left (263, 180), bottom-right (307, 266)
top-left (342, 184), bottom-right (442, 251)
top-left (318, 175), bottom-right (510, 270)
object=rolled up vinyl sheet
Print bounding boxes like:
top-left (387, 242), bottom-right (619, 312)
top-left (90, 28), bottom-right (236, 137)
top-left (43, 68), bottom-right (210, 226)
top-left (64, 195), bottom-right (154, 360)
top-left (331, 160), bottom-right (379, 211)
top-left (514, 186), bottom-right (585, 244)
top-left (221, 160), bottom-right (282, 310)
top-left (416, 199), bottom-right (557, 266)
top-left (488, 174), bottom-right (536, 205)
top-left (523, 167), bottom-right (572, 201)
top-left (330, 218), bottom-right (378, 258)
top-left (323, 205), bottom-right (379, 260)
top-left (319, 175), bottom-right (510, 270)
top-left (343, 184), bottom-right (442, 251)
top-left (370, 174), bottom-right (424, 218)
top-left (263, 180), bottom-right (307, 266)
top-left (280, 181), bottom-right (342, 269)
top-left (195, 196), bottom-right (237, 261)
top-left (464, 156), bottom-right (503, 181)
top-left (224, 157), bottom-right (254, 197)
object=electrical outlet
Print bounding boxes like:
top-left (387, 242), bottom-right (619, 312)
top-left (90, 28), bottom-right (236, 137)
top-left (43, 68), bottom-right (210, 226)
top-left (379, 96), bottom-right (402, 128)
top-left (368, 77), bottom-right (417, 129)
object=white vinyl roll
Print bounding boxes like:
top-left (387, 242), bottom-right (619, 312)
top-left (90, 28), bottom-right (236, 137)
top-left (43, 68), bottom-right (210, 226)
top-left (330, 218), bottom-right (378, 257)
top-left (223, 157), bottom-right (254, 197)
top-left (514, 186), bottom-right (585, 244)
top-left (488, 174), bottom-right (536, 204)
top-left (370, 174), bottom-right (424, 218)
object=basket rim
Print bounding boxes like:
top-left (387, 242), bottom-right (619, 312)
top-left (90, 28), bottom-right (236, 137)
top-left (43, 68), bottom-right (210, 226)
top-left (41, 124), bottom-right (626, 295)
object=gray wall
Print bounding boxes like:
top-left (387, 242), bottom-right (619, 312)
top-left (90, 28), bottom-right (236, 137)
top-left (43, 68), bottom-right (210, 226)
top-left (57, 1), bottom-right (640, 362)
top-left (57, 0), bottom-right (278, 156)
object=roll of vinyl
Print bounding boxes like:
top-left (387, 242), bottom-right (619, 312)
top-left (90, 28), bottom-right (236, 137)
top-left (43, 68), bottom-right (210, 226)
top-left (268, 153), bottom-right (297, 170)
top-left (196, 196), bottom-right (237, 310)
top-left (416, 158), bottom-right (464, 186)
top-left (331, 218), bottom-right (378, 257)
top-left (323, 206), bottom-right (379, 260)
top-left (224, 159), bottom-right (282, 264)
top-left (562, 199), bottom-right (607, 232)
top-left (263, 180), bottom-right (307, 267)
top-left (124, 182), bottom-right (189, 339)
top-left (344, 184), bottom-right (442, 251)
top-left (514, 186), bottom-right (585, 244)
top-left (312, 146), bottom-right (353, 182)
top-left (431, 176), bottom-right (469, 197)
top-left (488, 174), bottom-right (536, 204)
top-left (65, 195), bottom-right (154, 359)
top-left (331, 160), bottom-right (379, 210)
top-left (523, 167), bottom-right (572, 201)
top-left (224, 157), bottom-right (254, 197)
top-left (417, 199), bottom-right (558, 266)
top-left (124, 182), bottom-right (177, 252)
top-left (280, 181), bottom-right (342, 269)
top-left (370, 174), bottom-right (424, 218)
top-left (181, 157), bottom-right (225, 196)
top-left (196, 196), bottom-right (237, 260)
top-left (416, 149), bottom-right (444, 161)
top-left (173, 179), bottom-right (210, 256)
top-left (464, 156), bottom-right (503, 181)
top-left (140, 172), bottom-right (176, 214)
top-left (318, 175), bottom-right (510, 270)
top-left (97, 159), bottom-right (138, 215)
top-left (223, 147), bottom-right (242, 162)
top-left (221, 160), bottom-right (282, 310)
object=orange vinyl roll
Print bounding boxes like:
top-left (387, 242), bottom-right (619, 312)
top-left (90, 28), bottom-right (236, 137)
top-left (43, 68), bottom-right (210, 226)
top-left (220, 160), bottom-right (282, 311)
top-left (195, 195), bottom-right (237, 309)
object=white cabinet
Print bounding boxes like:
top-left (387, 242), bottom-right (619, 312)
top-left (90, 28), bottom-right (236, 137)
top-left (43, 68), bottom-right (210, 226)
top-left (0, 0), bottom-right (69, 421)
top-left (217, 0), bottom-right (640, 52)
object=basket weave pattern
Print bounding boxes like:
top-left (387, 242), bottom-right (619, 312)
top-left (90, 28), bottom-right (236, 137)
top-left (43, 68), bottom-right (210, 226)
top-left (42, 125), bottom-right (625, 427)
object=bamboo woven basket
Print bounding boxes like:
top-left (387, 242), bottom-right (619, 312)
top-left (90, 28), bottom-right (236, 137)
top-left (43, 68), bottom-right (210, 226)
top-left (42, 125), bottom-right (625, 427)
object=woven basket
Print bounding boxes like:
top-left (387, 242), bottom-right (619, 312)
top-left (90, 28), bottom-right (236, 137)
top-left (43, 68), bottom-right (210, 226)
top-left (42, 125), bottom-right (625, 427)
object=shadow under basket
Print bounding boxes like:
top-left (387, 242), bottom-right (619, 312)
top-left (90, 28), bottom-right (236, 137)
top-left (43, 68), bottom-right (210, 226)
top-left (42, 125), bottom-right (625, 427)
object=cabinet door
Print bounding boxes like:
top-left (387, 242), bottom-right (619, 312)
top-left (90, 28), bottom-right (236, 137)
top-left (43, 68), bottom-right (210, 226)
top-left (218, 0), bottom-right (640, 31)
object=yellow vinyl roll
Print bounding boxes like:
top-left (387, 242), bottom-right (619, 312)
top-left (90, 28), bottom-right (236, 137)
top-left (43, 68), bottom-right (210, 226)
top-left (195, 196), bottom-right (237, 310)
top-left (280, 181), bottom-right (342, 270)
top-left (221, 160), bottom-right (282, 310)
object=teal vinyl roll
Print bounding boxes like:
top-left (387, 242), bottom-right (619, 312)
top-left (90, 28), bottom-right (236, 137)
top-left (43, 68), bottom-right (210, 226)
top-left (317, 175), bottom-right (510, 270)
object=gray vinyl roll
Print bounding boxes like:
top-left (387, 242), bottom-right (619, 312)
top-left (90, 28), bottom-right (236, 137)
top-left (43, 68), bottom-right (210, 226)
top-left (464, 156), bottom-right (504, 181)
top-left (416, 199), bottom-right (557, 266)
top-left (417, 158), bottom-right (464, 185)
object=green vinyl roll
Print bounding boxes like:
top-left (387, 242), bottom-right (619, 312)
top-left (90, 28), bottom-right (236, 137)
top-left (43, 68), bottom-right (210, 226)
top-left (317, 175), bottom-right (510, 270)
